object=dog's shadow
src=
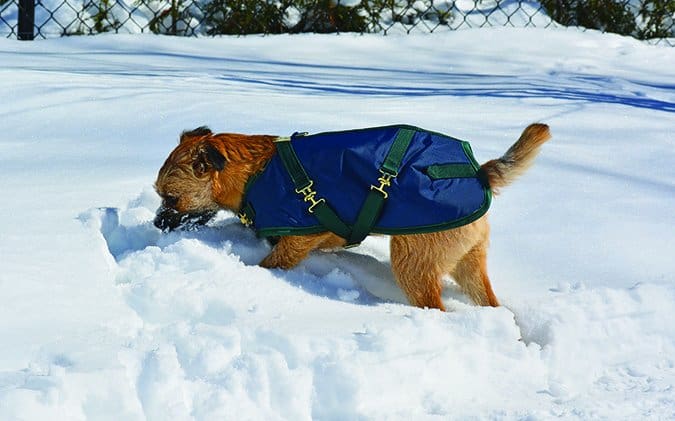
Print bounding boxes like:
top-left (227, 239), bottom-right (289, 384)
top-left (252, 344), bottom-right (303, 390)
top-left (86, 206), bottom-right (471, 310)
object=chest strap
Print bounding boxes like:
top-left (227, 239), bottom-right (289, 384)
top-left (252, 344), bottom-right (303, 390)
top-left (274, 135), bottom-right (352, 239)
top-left (348, 128), bottom-right (414, 245)
top-left (274, 128), bottom-right (415, 245)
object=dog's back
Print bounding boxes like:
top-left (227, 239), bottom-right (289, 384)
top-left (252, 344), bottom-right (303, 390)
top-left (241, 125), bottom-right (493, 239)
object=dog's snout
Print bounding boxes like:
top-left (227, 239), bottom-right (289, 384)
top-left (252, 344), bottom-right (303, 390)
top-left (154, 206), bottom-right (180, 231)
top-left (164, 195), bottom-right (179, 209)
top-left (154, 206), bottom-right (217, 232)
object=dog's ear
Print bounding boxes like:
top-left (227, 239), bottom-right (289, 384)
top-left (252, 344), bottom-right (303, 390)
top-left (193, 142), bottom-right (226, 176)
top-left (204, 143), bottom-right (226, 170)
top-left (180, 126), bottom-right (212, 144)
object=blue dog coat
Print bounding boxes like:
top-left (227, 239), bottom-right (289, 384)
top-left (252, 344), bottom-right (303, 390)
top-left (238, 125), bottom-right (492, 244)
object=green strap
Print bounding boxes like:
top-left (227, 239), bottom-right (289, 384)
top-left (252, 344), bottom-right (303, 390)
top-left (310, 202), bottom-right (352, 239)
top-left (426, 163), bottom-right (476, 179)
top-left (275, 137), bottom-right (352, 239)
top-left (381, 128), bottom-right (415, 175)
top-left (275, 136), bottom-right (312, 190)
top-left (274, 129), bottom-right (415, 243)
top-left (346, 189), bottom-right (386, 246)
top-left (347, 128), bottom-right (415, 245)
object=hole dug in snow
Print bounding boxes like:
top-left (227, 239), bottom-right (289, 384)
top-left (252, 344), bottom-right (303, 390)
top-left (81, 188), bottom-right (525, 312)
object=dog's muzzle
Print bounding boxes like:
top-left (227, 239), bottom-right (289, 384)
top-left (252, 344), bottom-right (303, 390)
top-left (153, 206), bottom-right (217, 232)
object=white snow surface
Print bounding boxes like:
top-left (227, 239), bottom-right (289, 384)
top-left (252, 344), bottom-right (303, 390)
top-left (0, 28), bottom-right (674, 420)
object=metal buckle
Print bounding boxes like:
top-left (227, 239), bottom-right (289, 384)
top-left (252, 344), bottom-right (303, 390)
top-left (275, 132), bottom-right (308, 143)
top-left (238, 212), bottom-right (253, 227)
top-left (370, 169), bottom-right (397, 199)
top-left (295, 180), bottom-right (325, 213)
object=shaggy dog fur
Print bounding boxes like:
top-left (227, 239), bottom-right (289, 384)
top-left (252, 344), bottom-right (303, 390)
top-left (155, 124), bottom-right (551, 311)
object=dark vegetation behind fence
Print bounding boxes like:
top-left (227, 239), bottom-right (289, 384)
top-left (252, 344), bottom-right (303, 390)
top-left (1, 0), bottom-right (673, 45)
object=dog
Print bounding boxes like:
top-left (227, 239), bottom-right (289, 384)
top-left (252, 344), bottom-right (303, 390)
top-left (154, 123), bottom-right (551, 311)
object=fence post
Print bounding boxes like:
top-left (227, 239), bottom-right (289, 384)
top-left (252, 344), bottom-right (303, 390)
top-left (18, 0), bottom-right (35, 40)
top-left (171, 0), bottom-right (178, 35)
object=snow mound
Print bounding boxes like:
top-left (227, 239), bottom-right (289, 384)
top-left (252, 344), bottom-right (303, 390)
top-left (50, 188), bottom-right (672, 419)
top-left (29, 191), bottom-right (545, 420)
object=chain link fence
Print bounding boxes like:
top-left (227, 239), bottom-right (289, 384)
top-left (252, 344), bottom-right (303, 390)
top-left (1, 0), bottom-right (673, 45)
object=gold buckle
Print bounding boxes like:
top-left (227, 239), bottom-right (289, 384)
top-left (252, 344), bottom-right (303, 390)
top-left (370, 170), bottom-right (396, 199)
top-left (238, 212), bottom-right (253, 227)
top-left (295, 181), bottom-right (325, 213)
top-left (274, 132), bottom-right (308, 143)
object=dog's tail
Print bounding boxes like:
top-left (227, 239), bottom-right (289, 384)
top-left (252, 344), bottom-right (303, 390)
top-left (480, 123), bottom-right (551, 195)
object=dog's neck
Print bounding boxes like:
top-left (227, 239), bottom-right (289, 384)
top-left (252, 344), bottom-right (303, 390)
top-left (211, 134), bottom-right (277, 212)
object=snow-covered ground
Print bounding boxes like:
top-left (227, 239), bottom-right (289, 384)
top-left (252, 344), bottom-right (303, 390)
top-left (0, 28), bottom-right (673, 420)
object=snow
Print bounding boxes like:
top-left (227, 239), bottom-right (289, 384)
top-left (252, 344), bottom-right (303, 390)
top-left (0, 28), bottom-right (674, 419)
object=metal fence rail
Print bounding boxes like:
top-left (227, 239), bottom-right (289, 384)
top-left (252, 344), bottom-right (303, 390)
top-left (1, 0), bottom-right (673, 45)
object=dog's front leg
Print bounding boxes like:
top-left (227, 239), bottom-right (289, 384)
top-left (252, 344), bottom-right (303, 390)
top-left (260, 233), bottom-right (335, 270)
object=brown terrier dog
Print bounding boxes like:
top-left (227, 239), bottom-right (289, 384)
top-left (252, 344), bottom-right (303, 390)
top-left (154, 124), bottom-right (551, 311)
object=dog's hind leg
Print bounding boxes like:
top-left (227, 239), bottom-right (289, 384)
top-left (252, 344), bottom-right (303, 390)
top-left (450, 242), bottom-right (499, 307)
top-left (390, 217), bottom-right (497, 310)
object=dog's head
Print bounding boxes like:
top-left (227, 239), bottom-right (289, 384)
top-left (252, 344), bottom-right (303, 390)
top-left (153, 127), bottom-right (224, 231)
top-left (154, 127), bottom-right (276, 231)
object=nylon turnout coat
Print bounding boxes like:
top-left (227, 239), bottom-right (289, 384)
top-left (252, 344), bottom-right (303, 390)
top-left (238, 125), bottom-right (492, 246)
